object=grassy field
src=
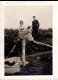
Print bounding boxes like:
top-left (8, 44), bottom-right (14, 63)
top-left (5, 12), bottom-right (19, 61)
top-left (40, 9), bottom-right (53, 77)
top-left (4, 28), bottom-right (52, 75)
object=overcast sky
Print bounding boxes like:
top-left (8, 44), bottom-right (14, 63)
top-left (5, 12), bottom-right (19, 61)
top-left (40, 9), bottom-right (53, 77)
top-left (4, 5), bottom-right (52, 29)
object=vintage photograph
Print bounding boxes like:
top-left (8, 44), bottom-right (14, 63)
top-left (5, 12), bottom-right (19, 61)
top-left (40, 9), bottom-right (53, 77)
top-left (4, 5), bottom-right (52, 75)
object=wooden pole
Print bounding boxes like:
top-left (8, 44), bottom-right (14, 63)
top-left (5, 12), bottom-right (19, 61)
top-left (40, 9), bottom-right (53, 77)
top-left (22, 39), bottom-right (29, 66)
top-left (22, 39), bottom-right (26, 64)
top-left (33, 40), bottom-right (52, 48)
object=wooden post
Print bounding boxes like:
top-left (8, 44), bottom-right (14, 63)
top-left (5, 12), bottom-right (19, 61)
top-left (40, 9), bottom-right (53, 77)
top-left (33, 40), bottom-right (52, 48)
top-left (22, 39), bottom-right (29, 66)
top-left (22, 39), bottom-right (26, 64)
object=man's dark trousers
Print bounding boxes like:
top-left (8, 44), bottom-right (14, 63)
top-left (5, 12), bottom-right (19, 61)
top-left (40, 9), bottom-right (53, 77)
top-left (32, 20), bottom-right (39, 40)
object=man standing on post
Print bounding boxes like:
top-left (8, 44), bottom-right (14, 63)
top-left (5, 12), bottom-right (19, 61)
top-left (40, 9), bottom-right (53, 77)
top-left (32, 16), bottom-right (40, 41)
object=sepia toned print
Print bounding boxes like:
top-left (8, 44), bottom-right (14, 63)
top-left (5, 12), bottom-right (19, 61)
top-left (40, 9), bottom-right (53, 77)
top-left (4, 5), bottom-right (52, 75)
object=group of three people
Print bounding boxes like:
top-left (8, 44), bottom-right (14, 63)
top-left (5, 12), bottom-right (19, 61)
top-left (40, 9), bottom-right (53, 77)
top-left (18, 16), bottom-right (40, 41)
top-left (5, 16), bottom-right (40, 66)
top-left (18, 16), bottom-right (40, 66)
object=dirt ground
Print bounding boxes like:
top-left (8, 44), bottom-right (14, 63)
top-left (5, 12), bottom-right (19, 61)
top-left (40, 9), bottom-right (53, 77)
top-left (5, 51), bottom-right (52, 75)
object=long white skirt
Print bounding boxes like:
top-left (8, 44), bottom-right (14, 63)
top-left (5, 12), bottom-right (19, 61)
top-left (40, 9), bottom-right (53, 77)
top-left (18, 31), bottom-right (26, 40)
top-left (18, 31), bottom-right (34, 41)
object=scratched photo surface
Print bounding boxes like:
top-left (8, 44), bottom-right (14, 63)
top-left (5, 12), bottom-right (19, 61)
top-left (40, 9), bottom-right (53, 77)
top-left (4, 5), bottom-right (52, 75)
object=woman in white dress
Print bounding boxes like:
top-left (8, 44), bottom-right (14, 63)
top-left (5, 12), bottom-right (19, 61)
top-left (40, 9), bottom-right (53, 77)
top-left (18, 20), bottom-right (29, 66)
top-left (18, 20), bottom-right (26, 40)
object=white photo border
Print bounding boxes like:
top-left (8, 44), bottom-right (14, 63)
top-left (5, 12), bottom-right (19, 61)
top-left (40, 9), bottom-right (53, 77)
top-left (0, 1), bottom-right (58, 80)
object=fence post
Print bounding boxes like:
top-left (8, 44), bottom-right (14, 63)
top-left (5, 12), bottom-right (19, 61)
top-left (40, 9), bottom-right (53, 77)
top-left (22, 39), bottom-right (29, 66)
top-left (22, 39), bottom-right (25, 63)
